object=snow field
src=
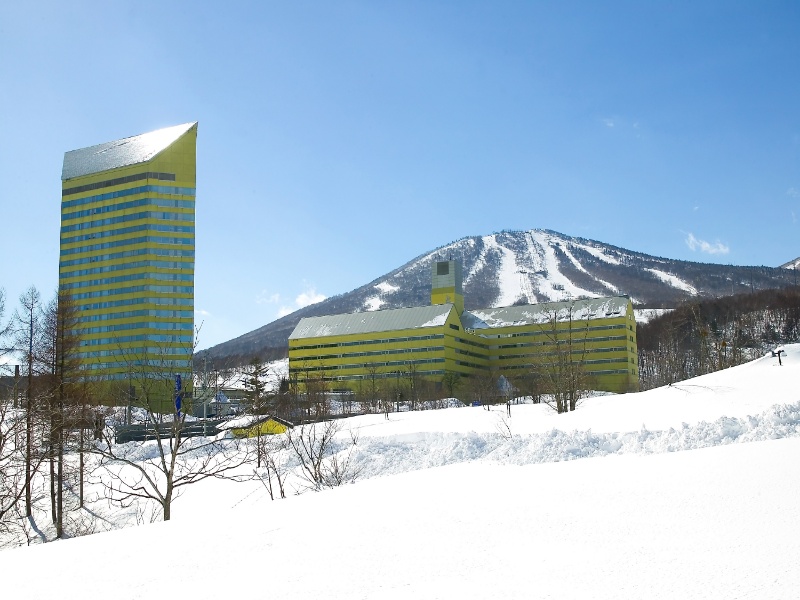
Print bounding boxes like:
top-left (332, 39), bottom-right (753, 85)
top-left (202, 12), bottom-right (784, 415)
top-left (2, 345), bottom-right (799, 599)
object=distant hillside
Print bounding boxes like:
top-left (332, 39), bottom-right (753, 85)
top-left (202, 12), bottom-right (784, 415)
top-left (637, 287), bottom-right (800, 389)
top-left (200, 229), bottom-right (797, 366)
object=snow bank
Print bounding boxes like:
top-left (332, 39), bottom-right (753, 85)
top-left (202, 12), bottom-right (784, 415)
top-left (347, 400), bottom-right (800, 480)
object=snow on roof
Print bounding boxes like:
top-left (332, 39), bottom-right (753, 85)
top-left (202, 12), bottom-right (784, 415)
top-left (216, 414), bottom-right (269, 430)
top-left (292, 296), bottom-right (630, 339)
top-left (470, 296), bottom-right (630, 328)
top-left (62, 122), bottom-right (197, 180)
top-left (216, 414), bottom-right (293, 431)
top-left (460, 311), bottom-right (490, 330)
top-left (289, 304), bottom-right (455, 339)
top-left (363, 296), bottom-right (384, 311)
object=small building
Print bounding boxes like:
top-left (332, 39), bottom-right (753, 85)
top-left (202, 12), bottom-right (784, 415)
top-left (218, 415), bottom-right (293, 438)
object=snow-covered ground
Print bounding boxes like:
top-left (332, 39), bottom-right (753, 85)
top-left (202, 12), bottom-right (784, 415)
top-left (4, 346), bottom-right (800, 599)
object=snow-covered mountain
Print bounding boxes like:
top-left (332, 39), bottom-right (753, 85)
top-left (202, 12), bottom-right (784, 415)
top-left (780, 257), bottom-right (800, 270)
top-left (203, 229), bottom-right (796, 363)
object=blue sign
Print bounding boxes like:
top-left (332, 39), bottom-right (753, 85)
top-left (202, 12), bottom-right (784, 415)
top-left (175, 374), bottom-right (183, 416)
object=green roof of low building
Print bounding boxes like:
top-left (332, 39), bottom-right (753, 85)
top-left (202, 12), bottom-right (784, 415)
top-left (289, 304), bottom-right (455, 340)
top-left (62, 122), bottom-right (197, 181)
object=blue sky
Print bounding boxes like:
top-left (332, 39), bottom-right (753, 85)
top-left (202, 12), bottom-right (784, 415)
top-left (1, 1), bottom-right (799, 349)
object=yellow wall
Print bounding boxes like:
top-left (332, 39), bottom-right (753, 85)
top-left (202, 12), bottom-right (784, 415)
top-left (289, 317), bottom-right (454, 391)
top-left (232, 419), bottom-right (289, 438)
top-left (487, 302), bottom-right (639, 393)
top-left (288, 299), bottom-right (639, 395)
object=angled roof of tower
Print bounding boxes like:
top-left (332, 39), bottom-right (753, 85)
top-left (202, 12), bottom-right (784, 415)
top-left (289, 304), bottom-right (455, 340)
top-left (62, 122), bottom-right (197, 181)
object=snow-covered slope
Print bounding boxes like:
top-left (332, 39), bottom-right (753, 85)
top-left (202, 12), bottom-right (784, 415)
top-left (5, 347), bottom-right (800, 599)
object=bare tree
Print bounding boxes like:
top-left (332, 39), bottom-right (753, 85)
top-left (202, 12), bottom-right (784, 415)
top-left (91, 341), bottom-right (251, 521)
top-left (441, 371), bottom-right (461, 403)
top-left (531, 301), bottom-right (591, 414)
top-left (405, 364), bottom-right (422, 411)
top-left (12, 286), bottom-right (43, 517)
top-left (0, 395), bottom-right (40, 539)
top-left (389, 369), bottom-right (405, 413)
top-left (1, 288), bottom-right (95, 543)
top-left (285, 420), bottom-right (361, 492)
top-left (467, 370), bottom-right (497, 410)
top-left (287, 371), bottom-right (303, 420)
top-left (512, 371), bottom-right (542, 405)
top-left (363, 363), bottom-right (382, 414)
top-left (0, 288), bottom-right (14, 362)
top-left (0, 289), bottom-right (28, 537)
top-left (37, 290), bottom-right (90, 538)
top-left (306, 367), bottom-right (330, 420)
top-left (254, 433), bottom-right (289, 500)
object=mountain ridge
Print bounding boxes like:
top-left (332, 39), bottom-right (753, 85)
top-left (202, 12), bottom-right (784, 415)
top-left (200, 229), bottom-right (797, 364)
top-left (780, 257), bottom-right (800, 270)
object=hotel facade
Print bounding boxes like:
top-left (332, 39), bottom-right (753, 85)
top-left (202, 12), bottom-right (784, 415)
top-left (289, 260), bottom-right (639, 397)
top-left (59, 123), bottom-right (197, 382)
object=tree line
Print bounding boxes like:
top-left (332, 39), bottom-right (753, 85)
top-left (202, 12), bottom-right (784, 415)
top-left (0, 284), bottom-right (260, 542)
top-left (637, 288), bottom-right (800, 390)
top-left (0, 286), bottom-right (96, 542)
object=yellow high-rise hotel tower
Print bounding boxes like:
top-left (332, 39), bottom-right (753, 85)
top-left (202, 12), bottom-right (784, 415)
top-left (59, 123), bottom-right (197, 381)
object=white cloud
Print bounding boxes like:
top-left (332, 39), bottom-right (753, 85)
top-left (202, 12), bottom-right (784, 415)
top-left (295, 289), bottom-right (326, 307)
top-left (277, 286), bottom-right (327, 318)
top-left (685, 233), bottom-right (730, 255)
top-left (787, 187), bottom-right (800, 198)
top-left (256, 291), bottom-right (281, 305)
top-left (195, 309), bottom-right (211, 317)
top-left (602, 118), bottom-right (615, 128)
